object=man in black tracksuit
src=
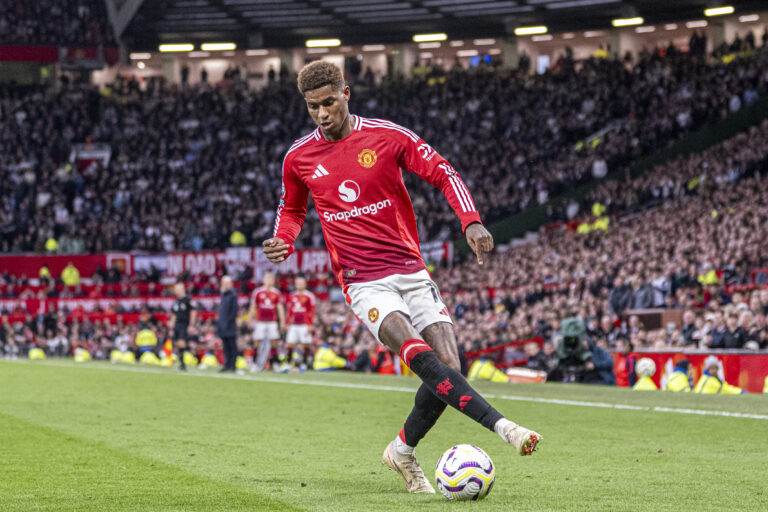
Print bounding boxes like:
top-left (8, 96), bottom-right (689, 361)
top-left (170, 282), bottom-right (196, 370)
top-left (216, 276), bottom-right (238, 372)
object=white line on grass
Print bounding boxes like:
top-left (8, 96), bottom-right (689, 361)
top-left (6, 360), bottom-right (768, 421)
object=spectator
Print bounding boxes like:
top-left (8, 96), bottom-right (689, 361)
top-left (679, 310), bottom-right (697, 346)
top-left (722, 313), bottom-right (744, 349)
top-left (632, 276), bottom-right (655, 309)
top-left (524, 341), bottom-right (554, 373)
top-left (584, 337), bottom-right (616, 386)
top-left (61, 262), bottom-right (80, 286)
top-left (609, 277), bottom-right (633, 315)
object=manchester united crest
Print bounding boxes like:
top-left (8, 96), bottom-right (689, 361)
top-left (368, 307), bottom-right (379, 323)
top-left (357, 149), bottom-right (378, 168)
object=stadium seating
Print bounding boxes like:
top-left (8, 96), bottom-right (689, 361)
top-left (3, 38), bottom-right (768, 371)
top-left (0, 0), bottom-right (115, 46)
top-left (2, 43), bottom-right (768, 255)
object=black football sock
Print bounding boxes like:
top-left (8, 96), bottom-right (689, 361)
top-left (400, 383), bottom-right (447, 447)
top-left (177, 347), bottom-right (187, 367)
top-left (400, 339), bottom-right (504, 432)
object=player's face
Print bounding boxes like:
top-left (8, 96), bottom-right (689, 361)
top-left (264, 273), bottom-right (275, 288)
top-left (304, 84), bottom-right (350, 140)
top-left (174, 283), bottom-right (185, 298)
top-left (295, 277), bottom-right (306, 291)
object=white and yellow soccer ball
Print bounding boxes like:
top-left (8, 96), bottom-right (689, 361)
top-left (636, 357), bottom-right (657, 377)
top-left (435, 444), bottom-right (495, 501)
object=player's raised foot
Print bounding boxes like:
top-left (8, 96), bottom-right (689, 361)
top-left (499, 422), bottom-right (542, 456)
top-left (382, 440), bottom-right (435, 494)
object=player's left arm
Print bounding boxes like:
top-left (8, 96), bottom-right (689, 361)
top-left (398, 132), bottom-right (493, 265)
top-left (189, 307), bottom-right (197, 331)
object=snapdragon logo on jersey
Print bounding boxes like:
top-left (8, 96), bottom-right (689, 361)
top-left (337, 180), bottom-right (360, 203)
top-left (324, 180), bottom-right (393, 222)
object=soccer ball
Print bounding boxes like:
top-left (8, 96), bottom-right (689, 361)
top-left (636, 357), bottom-right (656, 377)
top-left (435, 444), bottom-right (495, 501)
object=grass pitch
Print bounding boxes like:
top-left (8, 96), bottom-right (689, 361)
top-left (1, 360), bottom-right (766, 511)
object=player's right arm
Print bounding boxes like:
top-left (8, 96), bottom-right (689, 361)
top-left (264, 154), bottom-right (308, 263)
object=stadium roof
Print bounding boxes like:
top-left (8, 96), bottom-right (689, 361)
top-left (119, 0), bottom-right (767, 50)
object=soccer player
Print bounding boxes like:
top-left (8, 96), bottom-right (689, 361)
top-left (263, 61), bottom-right (541, 494)
top-left (284, 275), bottom-right (316, 370)
top-left (249, 273), bottom-right (285, 371)
top-left (169, 282), bottom-right (196, 371)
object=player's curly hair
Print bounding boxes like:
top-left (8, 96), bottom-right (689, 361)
top-left (297, 60), bottom-right (345, 94)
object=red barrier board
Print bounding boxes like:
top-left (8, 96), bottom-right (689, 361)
top-left (614, 351), bottom-right (768, 394)
top-left (3, 311), bottom-right (219, 325)
top-left (0, 244), bottom-right (453, 280)
top-left (0, 46), bottom-right (59, 62)
top-left (464, 337), bottom-right (543, 369)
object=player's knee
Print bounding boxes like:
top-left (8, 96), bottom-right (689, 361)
top-left (438, 351), bottom-right (461, 372)
top-left (379, 311), bottom-right (419, 352)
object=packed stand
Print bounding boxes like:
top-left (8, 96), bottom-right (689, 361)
top-left (434, 119), bottom-right (768, 356)
top-left (0, 0), bottom-right (116, 46)
top-left (6, 111), bottom-right (768, 364)
top-left (3, 39), bottom-right (768, 254)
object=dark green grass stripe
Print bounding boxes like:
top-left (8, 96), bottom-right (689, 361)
top-left (0, 412), bottom-right (307, 512)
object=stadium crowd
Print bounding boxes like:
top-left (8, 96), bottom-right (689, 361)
top-left (0, 0), bottom-right (115, 46)
top-left (3, 40), bottom-right (768, 255)
top-left (4, 34), bottom-right (768, 373)
top-left (436, 119), bottom-right (768, 358)
top-left (4, 116), bottom-right (768, 367)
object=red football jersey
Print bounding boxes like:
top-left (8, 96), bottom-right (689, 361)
top-left (274, 115), bottom-right (481, 286)
top-left (251, 287), bottom-right (282, 322)
top-left (286, 290), bottom-right (315, 326)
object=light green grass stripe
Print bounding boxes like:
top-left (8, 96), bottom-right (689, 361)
top-left (6, 360), bottom-right (767, 421)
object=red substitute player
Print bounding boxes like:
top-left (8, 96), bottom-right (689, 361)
top-left (249, 272), bottom-right (285, 371)
top-left (263, 61), bottom-right (541, 494)
top-left (285, 275), bottom-right (315, 369)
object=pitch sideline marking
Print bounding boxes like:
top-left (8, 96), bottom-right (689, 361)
top-left (5, 360), bottom-right (768, 421)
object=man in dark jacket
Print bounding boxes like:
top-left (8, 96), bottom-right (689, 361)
top-left (632, 276), bottom-right (655, 309)
top-left (583, 338), bottom-right (616, 386)
top-left (216, 276), bottom-right (238, 372)
top-left (608, 276), bottom-right (634, 315)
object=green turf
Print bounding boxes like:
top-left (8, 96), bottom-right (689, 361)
top-left (1, 360), bottom-right (766, 511)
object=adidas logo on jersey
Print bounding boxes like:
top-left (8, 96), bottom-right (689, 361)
top-left (312, 164), bottom-right (330, 179)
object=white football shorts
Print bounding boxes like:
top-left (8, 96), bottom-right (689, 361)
top-left (286, 324), bottom-right (312, 344)
top-left (345, 269), bottom-right (452, 342)
top-left (253, 321), bottom-right (280, 341)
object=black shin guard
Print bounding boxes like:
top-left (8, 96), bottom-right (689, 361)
top-left (404, 344), bottom-right (503, 432)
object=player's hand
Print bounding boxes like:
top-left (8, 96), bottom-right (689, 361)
top-left (465, 223), bottom-right (493, 266)
top-left (263, 237), bottom-right (290, 263)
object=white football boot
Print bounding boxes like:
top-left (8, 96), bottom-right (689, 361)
top-left (500, 423), bottom-right (542, 456)
top-left (382, 440), bottom-right (436, 494)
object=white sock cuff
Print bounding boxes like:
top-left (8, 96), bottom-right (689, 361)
top-left (395, 436), bottom-right (415, 455)
top-left (494, 418), bottom-right (516, 436)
